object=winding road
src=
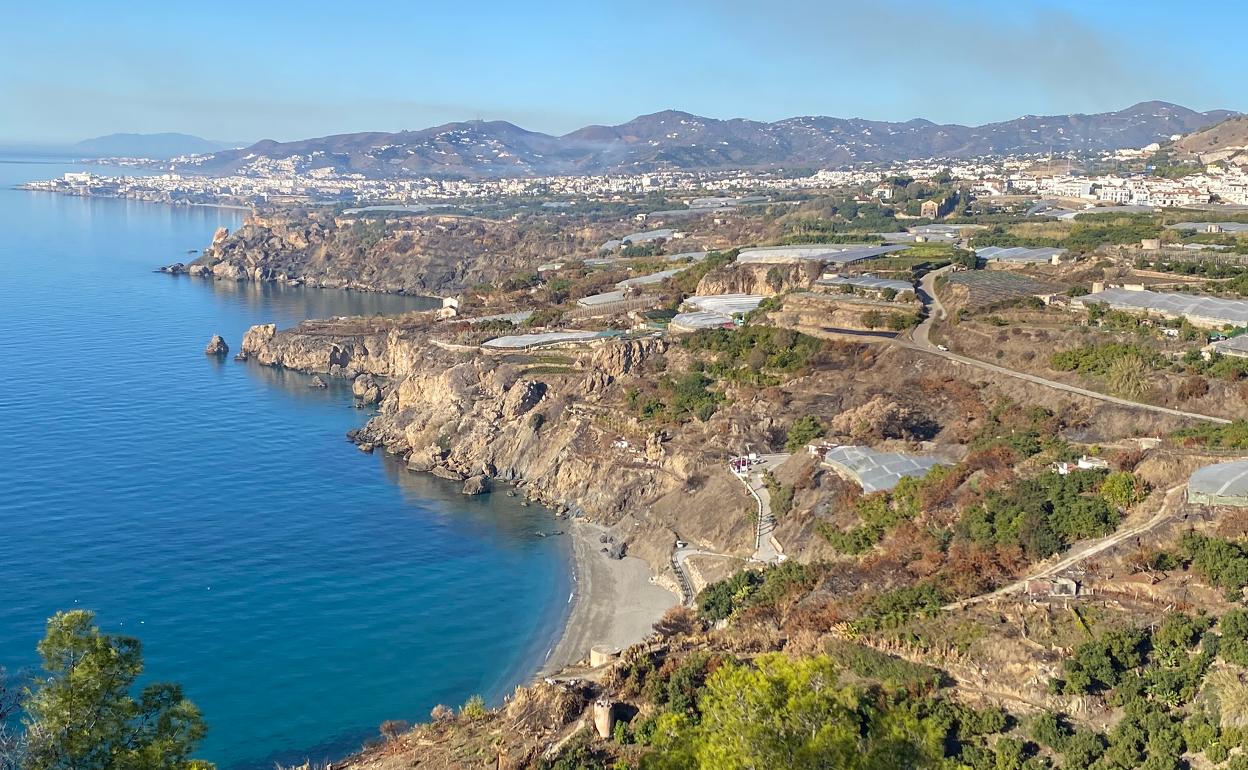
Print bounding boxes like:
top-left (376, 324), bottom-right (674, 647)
top-left (735, 453), bottom-right (790, 564)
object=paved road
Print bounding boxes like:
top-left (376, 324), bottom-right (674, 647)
top-left (733, 453), bottom-right (790, 564)
top-left (906, 267), bottom-right (1230, 425)
top-left (945, 483), bottom-right (1188, 610)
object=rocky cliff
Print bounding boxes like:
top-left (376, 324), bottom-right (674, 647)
top-left (171, 210), bottom-right (606, 296)
top-left (696, 261), bottom-right (823, 295)
top-left (236, 309), bottom-right (1180, 580)
top-left (240, 322), bottom-right (759, 574)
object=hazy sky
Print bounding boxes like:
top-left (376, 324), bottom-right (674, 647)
top-left (2, 0), bottom-right (1243, 145)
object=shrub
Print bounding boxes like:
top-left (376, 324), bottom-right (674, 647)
top-left (1178, 375), bottom-right (1210, 401)
top-left (460, 694), bottom-right (488, 720)
top-left (765, 472), bottom-right (794, 517)
top-left (1101, 471), bottom-right (1147, 510)
top-left (1174, 420), bottom-right (1248, 450)
top-left (825, 640), bottom-right (944, 694)
top-left (1181, 533), bottom-right (1248, 599)
top-left (653, 606), bottom-right (699, 639)
top-left (1220, 610), bottom-right (1248, 666)
top-left (379, 720), bottom-right (409, 741)
top-left (1058, 629), bottom-right (1147, 694)
top-left (958, 469), bottom-right (1121, 561)
top-left (784, 416), bottom-right (825, 451)
top-left (851, 582), bottom-right (946, 632)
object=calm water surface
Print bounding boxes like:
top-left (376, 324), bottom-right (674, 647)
top-left (0, 159), bottom-right (571, 768)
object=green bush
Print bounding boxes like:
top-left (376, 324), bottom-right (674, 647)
top-left (851, 582), bottom-right (946, 633)
top-left (1050, 342), bottom-right (1163, 378)
top-left (957, 469), bottom-right (1121, 561)
top-left (826, 640), bottom-right (944, 694)
top-left (1058, 628), bottom-right (1147, 694)
top-left (1181, 533), bottom-right (1248, 600)
top-left (460, 694), bottom-right (488, 720)
top-left (1174, 420), bottom-right (1248, 450)
top-left (763, 471), bottom-right (794, 517)
top-left (784, 416), bottom-right (825, 451)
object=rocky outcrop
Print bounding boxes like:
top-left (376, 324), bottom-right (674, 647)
top-left (308, 375), bottom-right (327, 389)
top-left (178, 209), bottom-right (609, 296)
top-left (696, 261), bottom-right (823, 296)
top-left (204, 335), bottom-right (229, 356)
top-left (462, 475), bottom-right (491, 495)
top-left (582, 338), bottom-right (666, 394)
top-left (432, 466), bottom-right (466, 482)
top-left (239, 320), bottom-right (430, 377)
top-left (351, 373), bottom-right (383, 405)
top-left (502, 380), bottom-right (547, 418)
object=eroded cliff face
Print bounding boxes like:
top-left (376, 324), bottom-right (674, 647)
top-left (695, 261), bottom-right (823, 295)
top-left (181, 210), bottom-right (607, 295)
top-left (239, 319), bottom-right (431, 377)
top-left (240, 324), bottom-right (758, 573)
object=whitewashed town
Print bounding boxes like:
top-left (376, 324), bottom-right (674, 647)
top-left (23, 143), bottom-right (1248, 211)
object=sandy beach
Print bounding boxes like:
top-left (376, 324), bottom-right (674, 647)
top-left (540, 520), bottom-right (677, 675)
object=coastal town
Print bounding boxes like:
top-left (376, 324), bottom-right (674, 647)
top-left (27, 148), bottom-right (1248, 211)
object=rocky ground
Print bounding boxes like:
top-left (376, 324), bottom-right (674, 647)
top-left (164, 209), bottom-right (615, 296)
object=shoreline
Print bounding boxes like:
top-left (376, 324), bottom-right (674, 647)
top-left (538, 520), bottom-right (678, 676)
top-left (14, 186), bottom-right (253, 212)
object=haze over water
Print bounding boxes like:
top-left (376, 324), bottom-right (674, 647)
top-left (0, 158), bottom-right (571, 769)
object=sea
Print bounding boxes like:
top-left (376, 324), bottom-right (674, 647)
top-left (0, 156), bottom-right (572, 768)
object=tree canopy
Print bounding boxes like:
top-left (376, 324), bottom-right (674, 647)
top-left (21, 610), bottom-right (212, 770)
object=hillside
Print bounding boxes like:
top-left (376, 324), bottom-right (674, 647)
top-left (1171, 115), bottom-right (1248, 165)
top-left (180, 101), bottom-right (1236, 178)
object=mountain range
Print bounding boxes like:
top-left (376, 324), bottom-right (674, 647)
top-left (181, 102), bottom-right (1237, 178)
top-left (77, 133), bottom-right (242, 159)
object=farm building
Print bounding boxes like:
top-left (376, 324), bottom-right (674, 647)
top-left (576, 290), bottom-right (629, 308)
top-left (975, 246), bottom-right (1067, 264)
top-left (1188, 459), bottom-right (1248, 507)
top-left (1211, 335), bottom-right (1248, 358)
top-left (813, 444), bottom-right (950, 493)
top-left (684, 294), bottom-right (765, 315)
top-left (617, 269), bottom-right (682, 289)
top-left (599, 228), bottom-right (682, 251)
top-left (669, 311), bottom-right (737, 332)
top-left (663, 251), bottom-right (710, 263)
top-left (816, 274), bottom-right (914, 297)
top-left (483, 331), bottom-right (603, 350)
top-left (1072, 288), bottom-right (1248, 329)
top-left (735, 244), bottom-right (908, 266)
top-left (1167, 222), bottom-right (1248, 234)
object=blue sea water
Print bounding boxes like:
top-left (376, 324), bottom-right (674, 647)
top-left (0, 158), bottom-right (572, 768)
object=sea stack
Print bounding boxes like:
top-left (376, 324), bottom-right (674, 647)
top-left (204, 335), bottom-right (229, 356)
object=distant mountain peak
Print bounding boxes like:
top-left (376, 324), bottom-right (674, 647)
top-left (179, 101), bottom-right (1238, 178)
top-left (76, 132), bottom-right (241, 159)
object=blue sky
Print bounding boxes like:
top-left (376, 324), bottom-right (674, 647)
top-left (1, 0), bottom-right (1243, 144)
